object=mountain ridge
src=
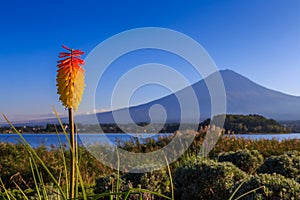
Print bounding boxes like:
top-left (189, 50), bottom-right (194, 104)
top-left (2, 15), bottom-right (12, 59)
top-left (96, 69), bottom-right (300, 122)
top-left (2, 69), bottom-right (300, 126)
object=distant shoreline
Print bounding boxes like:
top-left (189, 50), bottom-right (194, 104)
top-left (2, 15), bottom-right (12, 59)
top-left (1, 131), bottom-right (293, 134)
top-left (1, 114), bottom-right (297, 134)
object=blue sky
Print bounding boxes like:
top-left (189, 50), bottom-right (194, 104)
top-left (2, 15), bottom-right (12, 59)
top-left (1, 0), bottom-right (300, 122)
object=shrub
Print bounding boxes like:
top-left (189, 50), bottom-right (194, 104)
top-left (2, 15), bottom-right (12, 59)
top-left (94, 172), bottom-right (127, 195)
top-left (296, 175), bottom-right (300, 184)
top-left (94, 166), bottom-right (171, 199)
top-left (231, 173), bottom-right (300, 200)
top-left (210, 136), bottom-right (300, 158)
top-left (217, 149), bottom-right (264, 173)
top-left (257, 151), bottom-right (300, 178)
top-left (286, 151), bottom-right (300, 172)
top-left (0, 143), bottom-right (32, 188)
top-left (0, 142), bottom-right (112, 190)
top-left (126, 168), bottom-right (170, 196)
top-left (173, 157), bottom-right (248, 200)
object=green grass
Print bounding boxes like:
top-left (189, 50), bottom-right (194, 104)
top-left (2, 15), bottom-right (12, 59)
top-left (0, 113), bottom-right (174, 200)
top-left (1, 113), bottom-right (300, 199)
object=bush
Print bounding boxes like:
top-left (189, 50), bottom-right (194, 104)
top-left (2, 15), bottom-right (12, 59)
top-left (173, 157), bottom-right (248, 200)
top-left (210, 136), bottom-right (300, 158)
top-left (286, 151), bottom-right (300, 172)
top-left (0, 143), bottom-right (112, 189)
top-left (217, 149), bottom-right (264, 173)
top-left (94, 172), bottom-right (126, 195)
top-left (0, 143), bottom-right (32, 188)
top-left (231, 173), bottom-right (300, 200)
top-left (257, 151), bottom-right (300, 178)
top-left (296, 175), bottom-right (300, 184)
top-left (94, 166), bottom-right (171, 199)
top-left (123, 166), bottom-right (171, 199)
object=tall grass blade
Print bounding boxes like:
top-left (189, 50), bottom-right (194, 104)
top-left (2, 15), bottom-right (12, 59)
top-left (129, 188), bottom-right (172, 200)
top-left (139, 190), bottom-right (142, 200)
top-left (33, 152), bottom-right (48, 199)
top-left (76, 164), bottom-right (87, 200)
top-left (123, 190), bottom-right (131, 200)
top-left (229, 164), bottom-right (263, 200)
top-left (57, 171), bottom-right (62, 200)
top-left (0, 177), bottom-right (14, 200)
top-left (228, 179), bottom-right (246, 200)
top-left (29, 158), bottom-right (42, 199)
top-left (39, 171), bottom-right (49, 200)
top-left (116, 148), bottom-right (120, 200)
top-left (163, 151), bottom-right (174, 200)
top-left (2, 114), bottom-right (67, 200)
top-left (25, 145), bottom-right (48, 199)
top-left (11, 181), bottom-right (28, 200)
top-left (52, 106), bottom-right (72, 149)
top-left (234, 186), bottom-right (265, 200)
top-left (55, 124), bottom-right (69, 198)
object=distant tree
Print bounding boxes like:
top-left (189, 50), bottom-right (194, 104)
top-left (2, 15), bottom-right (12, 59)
top-left (201, 114), bottom-right (290, 134)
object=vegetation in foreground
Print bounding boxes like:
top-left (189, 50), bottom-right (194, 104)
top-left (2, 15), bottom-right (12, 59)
top-left (1, 131), bottom-right (300, 199)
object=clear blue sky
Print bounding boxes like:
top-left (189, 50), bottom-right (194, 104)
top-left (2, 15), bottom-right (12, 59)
top-left (1, 0), bottom-right (300, 122)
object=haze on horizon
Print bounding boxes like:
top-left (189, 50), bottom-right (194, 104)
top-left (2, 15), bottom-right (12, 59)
top-left (1, 0), bottom-right (300, 122)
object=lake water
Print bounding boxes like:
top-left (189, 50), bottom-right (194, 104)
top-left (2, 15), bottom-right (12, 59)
top-left (0, 133), bottom-right (172, 148)
top-left (0, 133), bottom-right (299, 148)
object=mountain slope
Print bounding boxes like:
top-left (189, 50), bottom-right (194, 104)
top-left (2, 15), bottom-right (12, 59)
top-left (95, 69), bottom-right (300, 123)
top-left (222, 69), bottom-right (300, 119)
top-left (4, 69), bottom-right (300, 126)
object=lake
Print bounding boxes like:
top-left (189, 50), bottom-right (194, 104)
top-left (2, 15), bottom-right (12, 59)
top-left (0, 133), bottom-right (172, 148)
top-left (0, 133), bottom-right (299, 148)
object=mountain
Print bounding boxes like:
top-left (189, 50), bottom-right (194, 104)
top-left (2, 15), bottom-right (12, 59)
top-left (221, 70), bottom-right (300, 119)
top-left (3, 69), bottom-right (300, 126)
top-left (95, 69), bottom-right (300, 123)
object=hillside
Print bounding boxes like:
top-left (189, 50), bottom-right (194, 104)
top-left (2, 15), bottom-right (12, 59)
top-left (3, 69), bottom-right (300, 126)
top-left (200, 114), bottom-right (290, 134)
top-left (95, 69), bottom-right (300, 124)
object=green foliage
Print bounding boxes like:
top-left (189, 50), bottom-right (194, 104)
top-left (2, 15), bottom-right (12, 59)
top-left (94, 172), bottom-right (127, 199)
top-left (257, 151), bottom-right (300, 179)
top-left (0, 184), bottom-right (90, 200)
top-left (278, 120), bottom-right (300, 133)
top-left (217, 149), bottom-right (264, 173)
top-left (0, 143), bottom-right (32, 188)
top-left (210, 135), bottom-right (300, 158)
top-left (217, 114), bottom-right (291, 134)
top-left (173, 158), bottom-right (248, 200)
top-left (0, 188), bottom-right (35, 199)
top-left (94, 166), bottom-right (171, 200)
top-left (231, 173), bottom-right (300, 200)
top-left (0, 143), bottom-right (112, 190)
top-left (125, 167), bottom-right (171, 198)
top-left (296, 175), bottom-right (300, 184)
top-left (2, 123), bottom-right (300, 200)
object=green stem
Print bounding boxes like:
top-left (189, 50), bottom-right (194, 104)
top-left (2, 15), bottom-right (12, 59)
top-left (69, 108), bottom-right (76, 199)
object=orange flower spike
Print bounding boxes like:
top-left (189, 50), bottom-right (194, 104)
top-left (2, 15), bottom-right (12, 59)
top-left (56, 45), bottom-right (85, 111)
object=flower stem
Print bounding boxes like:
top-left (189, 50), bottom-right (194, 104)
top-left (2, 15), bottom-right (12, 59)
top-left (68, 107), bottom-right (76, 199)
